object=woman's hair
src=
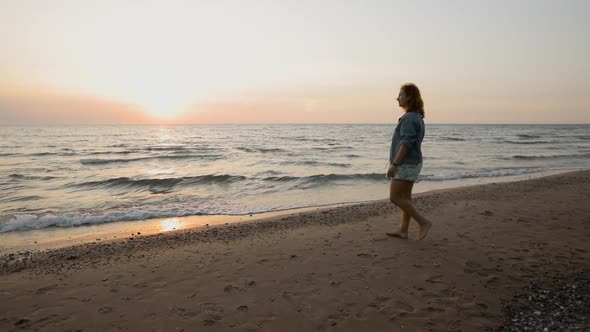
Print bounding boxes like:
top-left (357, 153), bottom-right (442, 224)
top-left (401, 83), bottom-right (425, 118)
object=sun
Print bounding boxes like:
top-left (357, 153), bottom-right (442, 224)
top-left (119, 72), bottom-right (196, 120)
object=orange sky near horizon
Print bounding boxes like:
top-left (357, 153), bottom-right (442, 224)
top-left (1, 0), bottom-right (588, 125)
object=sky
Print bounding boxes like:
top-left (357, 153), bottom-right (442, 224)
top-left (0, 0), bottom-right (589, 124)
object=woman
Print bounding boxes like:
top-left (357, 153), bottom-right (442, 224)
top-left (386, 83), bottom-right (432, 240)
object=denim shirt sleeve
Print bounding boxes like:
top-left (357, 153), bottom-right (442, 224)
top-left (400, 113), bottom-right (420, 148)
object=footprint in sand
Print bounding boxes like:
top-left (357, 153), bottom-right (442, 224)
top-left (198, 303), bottom-right (224, 326)
top-left (171, 306), bottom-right (199, 320)
top-left (224, 284), bottom-right (242, 293)
top-left (35, 284), bottom-right (58, 295)
top-left (425, 306), bottom-right (445, 313)
top-left (202, 316), bottom-right (220, 326)
top-left (393, 301), bottom-right (415, 313)
top-left (199, 303), bottom-right (224, 315)
top-left (13, 318), bottom-right (32, 329)
top-left (484, 274), bottom-right (500, 286)
top-left (425, 275), bottom-right (444, 284)
top-left (476, 303), bottom-right (488, 310)
top-left (98, 307), bottom-right (112, 314)
top-left (463, 260), bottom-right (483, 274)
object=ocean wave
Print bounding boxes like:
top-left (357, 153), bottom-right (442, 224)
top-left (28, 151), bottom-right (78, 157)
top-left (71, 174), bottom-right (248, 192)
top-left (420, 167), bottom-right (549, 181)
top-left (80, 157), bottom-right (152, 165)
top-left (234, 147), bottom-right (286, 153)
top-left (442, 137), bottom-right (466, 141)
top-left (516, 134), bottom-right (542, 139)
top-left (71, 172), bottom-right (388, 193)
top-left (311, 146), bottom-right (353, 151)
top-left (0, 209), bottom-right (203, 233)
top-left (291, 173), bottom-right (388, 189)
top-left (496, 140), bottom-right (553, 145)
top-left (262, 173), bottom-right (386, 183)
top-left (8, 174), bottom-right (59, 181)
top-left (146, 146), bottom-right (189, 151)
top-left (254, 170), bottom-right (282, 176)
top-left (509, 153), bottom-right (590, 160)
top-left (292, 137), bottom-right (338, 142)
top-left (280, 161), bottom-right (352, 168)
top-left (145, 146), bottom-right (219, 153)
top-left (86, 150), bottom-right (134, 155)
top-left (0, 195), bottom-right (43, 203)
top-left (80, 154), bottom-right (223, 165)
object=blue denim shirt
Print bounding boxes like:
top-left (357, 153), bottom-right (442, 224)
top-left (389, 111), bottom-right (425, 165)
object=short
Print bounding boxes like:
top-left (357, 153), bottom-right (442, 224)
top-left (393, 162), bottom-right (422, 182)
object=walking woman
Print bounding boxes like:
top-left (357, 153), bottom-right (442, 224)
top-left (386, 83), bottom-right (432, 240)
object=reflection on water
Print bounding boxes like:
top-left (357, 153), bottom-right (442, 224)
top-left (160, 218), bottom-right (181, 232)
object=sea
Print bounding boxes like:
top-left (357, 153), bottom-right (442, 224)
top-left (1, 124), bottom-right (588, 234)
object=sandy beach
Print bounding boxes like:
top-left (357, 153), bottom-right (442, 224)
top-left (1, 170), bottom-right (589, 331)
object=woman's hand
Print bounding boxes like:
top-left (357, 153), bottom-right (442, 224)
top-left (386, 164), bottom-right (397, 178)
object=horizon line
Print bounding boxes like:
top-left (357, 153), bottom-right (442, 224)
top-left (1, 122), bottom-right (589, 126)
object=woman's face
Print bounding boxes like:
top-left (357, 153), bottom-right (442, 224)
top-left (397, 89), bottom-right (408, 109)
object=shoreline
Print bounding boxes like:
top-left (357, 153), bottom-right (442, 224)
top-left (0, 169), bottom-right (589, 331)
top-left (0, 168), bottom-right (575, 254)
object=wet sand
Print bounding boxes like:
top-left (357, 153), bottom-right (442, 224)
top-left (1, 170), bottom-right (589, 331)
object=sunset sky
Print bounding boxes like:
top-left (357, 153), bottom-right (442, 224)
top-left (1, 0), bottom-right (588, 124)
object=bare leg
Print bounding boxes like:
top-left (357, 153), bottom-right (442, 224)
top-left (389, 179), bottom-right (432, 240)
top-left (386, 182), bottom-right (412, 239)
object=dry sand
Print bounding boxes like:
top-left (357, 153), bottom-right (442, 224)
top-left (1, 170), bottom-right (589, 331)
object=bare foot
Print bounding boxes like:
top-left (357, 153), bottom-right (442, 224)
top-left (386, 230), bottom-right (408, 239)
top-left (417, 222), bottom-right (432, 240)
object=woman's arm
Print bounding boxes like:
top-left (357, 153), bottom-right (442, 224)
top-left (387, 145), bottom-right (408, 177)
top-left (393, 144), bottom-right (408, 165)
